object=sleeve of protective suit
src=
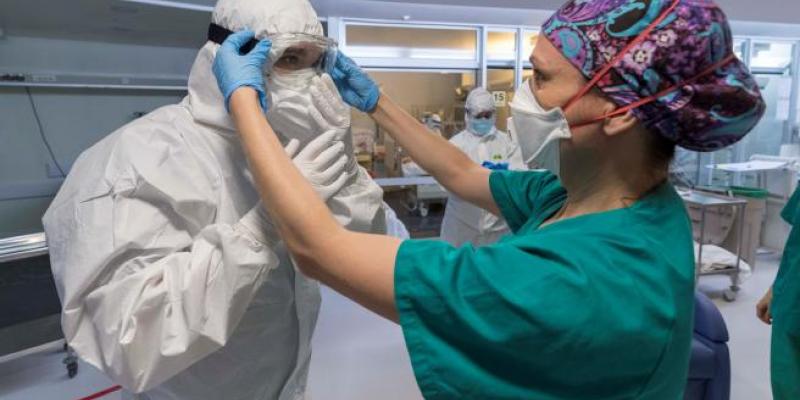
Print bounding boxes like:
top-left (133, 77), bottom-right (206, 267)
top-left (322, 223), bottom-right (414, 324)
top-left (308, 74), bottom-right (386, 234)
top-left (327, 146), bottom-right (387, 234)
top-left (43, 146), bottom-right (281, 393)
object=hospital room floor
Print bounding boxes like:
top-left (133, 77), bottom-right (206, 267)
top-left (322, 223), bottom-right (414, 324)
top-left (0, 254), bottom-right (781, 400)
top-left (699, 252), bottom-right (782, 400)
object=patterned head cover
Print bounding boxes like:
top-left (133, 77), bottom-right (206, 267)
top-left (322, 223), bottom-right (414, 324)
top-left (542, 0), bottom-right (766, 152)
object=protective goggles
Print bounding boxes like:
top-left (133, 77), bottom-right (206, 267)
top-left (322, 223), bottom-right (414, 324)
top-left (469, 110), bottom-right (495, 120)
top-left (208, 23), bottom-right (338, 73)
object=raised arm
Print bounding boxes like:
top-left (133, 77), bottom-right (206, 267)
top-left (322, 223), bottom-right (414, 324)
top-left (328, 53), bottom-right (500, 215)
top-left (213, 31), bottom-right (402, 321)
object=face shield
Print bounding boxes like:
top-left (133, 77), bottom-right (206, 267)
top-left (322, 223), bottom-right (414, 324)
top-left (208, 23), bottom-right (338, 76)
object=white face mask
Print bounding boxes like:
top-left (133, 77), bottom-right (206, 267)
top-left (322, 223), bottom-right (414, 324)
top-left (265, 68), bottom-right (319, 144)
top-left (508, 80), bottom-right (572, 175)
top-left (269, 67), bottom-right (317, 90)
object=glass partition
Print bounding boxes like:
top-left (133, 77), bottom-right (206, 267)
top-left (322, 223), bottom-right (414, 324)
top-left (487, 69), bottom-right (515, 132)
top-left (345, 24), bottom-right (478, 62)
top-left (350, 70), bottom-right (477, 178)
top-left (487, 30), bottom-right (517, 64)
top-left (750, 41), bottom-right (794, 71)
top-left (733, 39), bottom-right (745, 61)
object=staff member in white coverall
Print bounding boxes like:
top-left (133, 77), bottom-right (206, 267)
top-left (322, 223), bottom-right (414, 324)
top-left (440, 87), bottom-right (523, 246)
top-left (42, 0), bottom-right (384, 398)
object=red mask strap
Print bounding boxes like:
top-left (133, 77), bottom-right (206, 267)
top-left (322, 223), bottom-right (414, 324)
top-left (562, 0), bottom-right (682, 112)
top-left (569, 53), bottom-right (737, 129)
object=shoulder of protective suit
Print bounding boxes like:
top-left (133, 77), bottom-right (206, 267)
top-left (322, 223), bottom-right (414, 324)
top-left (493, 130), bottom-right (514, 144)
top-left (108, 105), bottom-right (190, 161)
top-left (448, 130), bottom-right (470, 145)
top-left (74, 104), bottom-right (220, 195)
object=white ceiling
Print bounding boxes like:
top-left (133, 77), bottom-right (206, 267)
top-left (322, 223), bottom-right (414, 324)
top-left (315, 0), bottom-right (800, 25)
top-left (0, 0), bottom-right (798, 49)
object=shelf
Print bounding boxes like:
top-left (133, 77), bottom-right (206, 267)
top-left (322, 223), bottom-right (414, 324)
top-left (0, 233), bottom-right (48, 264)
top-left (0, 81), bottom-right (188, 91)
top-left (0, 73), bottom-right (188, 91)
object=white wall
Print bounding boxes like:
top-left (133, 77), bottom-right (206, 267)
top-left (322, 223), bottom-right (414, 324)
top-left (0, 36), bottom-right (197, 80)
top-left (0, 36), bottom-right (195, 237)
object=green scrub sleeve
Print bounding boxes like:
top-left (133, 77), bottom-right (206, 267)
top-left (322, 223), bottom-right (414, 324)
top-left (489, 170), bottom-right (565, 232)
top-left (394, 239), bottom-right (595, 399)
top-left (782, 183), bottom-right (800, 226)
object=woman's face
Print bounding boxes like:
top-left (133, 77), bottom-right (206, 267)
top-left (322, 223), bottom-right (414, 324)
top-left (528, 37), bottom-right (613, 126)
top-left (527, 37), bottom-right (641, 178)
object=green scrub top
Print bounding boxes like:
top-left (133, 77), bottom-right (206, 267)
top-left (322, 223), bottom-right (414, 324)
top-left (394, 171), bottom-right (696, 399)
top-left (771, 183), bottom-right (800, 399)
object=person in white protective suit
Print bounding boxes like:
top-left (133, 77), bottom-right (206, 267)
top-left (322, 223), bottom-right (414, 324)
top-left (440, 87), bottom-right (524, 247)
top-left (41, 0), bottom-right (385, 398)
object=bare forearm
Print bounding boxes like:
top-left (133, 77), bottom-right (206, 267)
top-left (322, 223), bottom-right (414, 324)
top-left (230, 89), bottom-right (341, 256)
top-left (371, 94), bottom-right (499, 214)
top-left (309, 230), bottom-right (401, 321)
top-left (372, 96), bottom-right (476, 187)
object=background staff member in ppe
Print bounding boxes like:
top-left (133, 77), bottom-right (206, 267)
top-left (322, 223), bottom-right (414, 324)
top-left (758, 182), bottom-right (800, 399)
top-left (213, 0), bottom-right (766, 398)
top-left (41, 0), bottom-right (384, 398)
top-left (441, 87), bottom-right (523, 247)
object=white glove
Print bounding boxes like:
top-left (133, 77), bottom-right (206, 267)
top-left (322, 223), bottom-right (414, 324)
top-left (239, 133), bottom-right (349, 244)
top-left (285, 129), bottom-right (350, 201)
top-left (309, 74), bottom-right (351, 133)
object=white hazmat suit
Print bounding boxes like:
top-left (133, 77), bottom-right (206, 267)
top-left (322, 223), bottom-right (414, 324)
top-left (42, 0), bottom-right (385, 398)
top-left (440, 88), bottom-right (523, 247)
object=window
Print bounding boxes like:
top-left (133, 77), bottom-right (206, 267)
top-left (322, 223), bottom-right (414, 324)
top-left (741, 75), bottom-right (794, 156)
top-left (733, 39), bottom-right (745, 61)
top-left (487, 30), bottom-right (516, 64)
top-left (487, 69), bottom-right (515, 131)
top-left (350, 70), bottom-right (476, 177)
top-left (345, 24), bottom-right (478, 63)
top-left (750, 41), bottom-right (794, 71)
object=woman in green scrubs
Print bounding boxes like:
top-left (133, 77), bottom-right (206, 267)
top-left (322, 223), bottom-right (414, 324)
top-left (758, 183), bottom-right (800, 399)
top-left (210, 0), bottom-right (765, 398)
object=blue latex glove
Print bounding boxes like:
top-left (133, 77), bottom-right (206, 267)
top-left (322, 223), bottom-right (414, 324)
top-left (212, 30), bottom-right (272, 112)
top-left (328, 52), bottom-right (380, 113)
top-left (481, 161), bottom-right (510, 171)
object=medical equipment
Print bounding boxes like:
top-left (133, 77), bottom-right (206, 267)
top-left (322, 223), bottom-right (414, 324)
top-left (681, 190), bottom-right (748, 302)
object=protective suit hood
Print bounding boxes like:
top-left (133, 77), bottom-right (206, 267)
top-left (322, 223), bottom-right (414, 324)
top-left (185, 0), bottom-right (324, 132)
top-left (213, 0), bottom-right (323, 39)
top-left (465, 87), bottom-right (495, 116)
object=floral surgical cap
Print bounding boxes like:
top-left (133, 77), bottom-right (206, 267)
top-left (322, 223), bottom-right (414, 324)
top-left (542, 0), bottom-right (766, 152)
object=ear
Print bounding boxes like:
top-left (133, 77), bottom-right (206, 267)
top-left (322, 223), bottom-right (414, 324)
top-left (603, 109), bottom-right (639, 137)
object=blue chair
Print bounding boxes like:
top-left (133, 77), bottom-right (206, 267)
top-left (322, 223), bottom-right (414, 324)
top-left (685, 292), bottom-right (731, 400)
